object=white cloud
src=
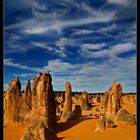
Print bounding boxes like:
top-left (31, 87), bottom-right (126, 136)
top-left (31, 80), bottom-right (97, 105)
top-left (80, 42), bottom-right (136, 58)
top-left (48, 11), bottom-right (115, 29)
top-left (98, 24), bottom-right (117, 32)
top-left (13, 73), bottom-right (35, 78)
top-left (5, 9), bottom-right (116, 34)
top-left (80, 43), bottom-right (109, 58)
top-left (4, 59), bottom-right (43, 72)
top-left (71, 29), bottom-right (94, 36)
top-left (71, 24), bottom-right (117, 36)
top-left (47, 55), bottom-right (136, 92)
top-left (30, 41), bottom-right (67, 57)
top-left (4, 55), bottom-right (136, 92)
top-left (90, 49), bottom-right (110, 58)
top-left (46, 59), bottom-right (75, 72)
top-left (81, 43), bottom-right (106, 50)
top-left (5, 17), bottom-right (36, 30)
top-left (56, 38), bottom-right (75, 47)
top-left (31, 42), bottom-right (49, 49)
top-left (112, 42), bottom-right (136, 54)
top-left (31, 0), bottom-right (47, 11)
top-left (24, 26), bottom-right (48, 34)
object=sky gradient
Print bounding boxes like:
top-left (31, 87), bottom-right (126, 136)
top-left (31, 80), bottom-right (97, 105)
top-left (4, 0), bottom-right (136, 93)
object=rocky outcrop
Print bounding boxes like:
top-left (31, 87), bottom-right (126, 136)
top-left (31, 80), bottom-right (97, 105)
top-left (4, 77), bottom-right (22, 124)
top-left (20, 119), bottom-right (57, 140)
top-left (101, 80), bottom-right (122, 116)
top-left (94, 115), bottom-right (106, 132)
top-left (31, 71), bottom-right (56, 130)
top-left (61, 81), bottom-right (72, 121)
top-left (114, 109), bottom-right (136, 125)
top-left (79, 91), bottom-right (89, 110)
top-left (94, 114), bottom-right (116, 132)
top-left (4, 71), bottom-right (57, 131)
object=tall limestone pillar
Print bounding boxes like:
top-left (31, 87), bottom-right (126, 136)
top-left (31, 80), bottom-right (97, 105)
top-left (4, 77), bottom-right (21, 124)
top-left (32, 71), bottom-right (56, 130)
top-left (61, 81), bottom-right (72, 121)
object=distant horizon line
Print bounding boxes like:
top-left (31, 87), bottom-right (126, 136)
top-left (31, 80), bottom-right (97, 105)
top-left (3, 90), bottom-right (136, 94)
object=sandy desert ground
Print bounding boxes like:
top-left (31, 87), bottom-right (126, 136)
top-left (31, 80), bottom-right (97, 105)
top-left (4, 99), bottom-right (136, 140)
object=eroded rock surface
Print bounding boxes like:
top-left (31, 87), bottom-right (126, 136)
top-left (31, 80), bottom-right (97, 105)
top-left (61, 81), bottom-right (72, 121)
top-left (4, 77), bottom-right (22, 124)
top-left (101, 80), bottom-right (122, 116)
top-left (79, 91), bottom-right (89, 111)
top-left (20, 119), bottom-right (57, 140)
top-left (31, 71), bottom-right (56, 130)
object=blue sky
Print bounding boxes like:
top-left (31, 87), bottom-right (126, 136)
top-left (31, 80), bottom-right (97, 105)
top-left (4, 0), bottom-right (136, 93)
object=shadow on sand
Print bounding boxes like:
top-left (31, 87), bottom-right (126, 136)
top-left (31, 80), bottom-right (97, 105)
top-left (56, 116), bottom-right (92, 133)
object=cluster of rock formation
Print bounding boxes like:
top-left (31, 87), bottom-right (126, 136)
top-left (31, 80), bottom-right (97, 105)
top-left (122, 94), bottom-right (136, 105)
top-left (101, 80), bottom-right (122, 116)
top-left (4, 73), bottom-right (136, 137)
top-left (4, 71), bottom-right (57, 139)
top-left (94, 80), bottom-right (136, 132)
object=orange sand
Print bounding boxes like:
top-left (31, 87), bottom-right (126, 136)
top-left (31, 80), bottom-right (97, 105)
top-left (4, 102), bottom-right (136, 140)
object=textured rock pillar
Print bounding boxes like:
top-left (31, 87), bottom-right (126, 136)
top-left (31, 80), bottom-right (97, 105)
top-left (101, 80), bottom-right (122, 116)
top-left (61, 81), bottom-right (72, 120)
top-left (4, 77), bottom-right (22, 124)
top-left (32, 71), bottom-right (56, 130)
top-left (79, 91), bottom-right (89, 110)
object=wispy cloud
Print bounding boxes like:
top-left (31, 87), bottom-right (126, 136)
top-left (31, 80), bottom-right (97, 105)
top-left (48, 55), bottom-right (136, 92)
top-left (13, 73), bottom-right (35, 78)
top-left (80, 42), bottom-right (136, 58)
top-left (31, 0), bottom-right (47, 10)
top-left (98, 24), bottom-right (117, 32)
top-left (31, 42), bottom-right (49, 49)
top-left (56, 38), bottom-right (75, 47)
top-left (4, 59), bottom-right (43, 72)
top-left (71, 23), bottom-right (117, 37)
top-left (81, 43), bottom-right (106, 50)
top-left (6, 9), bottom-right (116, 34)
top-left (71, 29), bottom-right (94, 36)
top-left (46, 59), bottom-right (75, 72)
top-left (25, 26), bottom-right (48, 34)
top-left (30, 41), bottom-right (68, 57)
top-left (4, 54), bottom-right (136, 92)
top-left (112, 42), bottom-right (136, 54)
